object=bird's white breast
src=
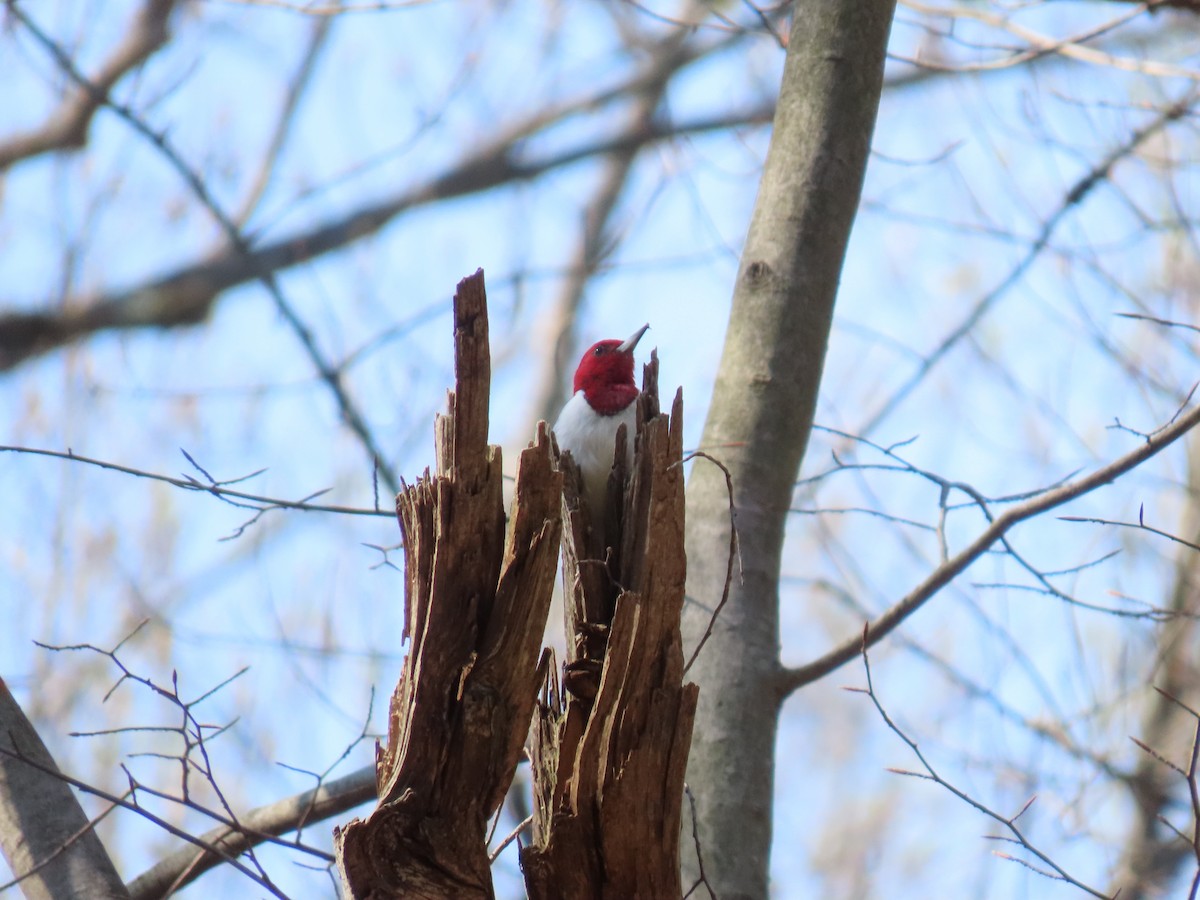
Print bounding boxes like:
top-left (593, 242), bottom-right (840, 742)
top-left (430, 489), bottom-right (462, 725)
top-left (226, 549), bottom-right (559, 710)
top-left (553, 390), bottom-right (636, 519)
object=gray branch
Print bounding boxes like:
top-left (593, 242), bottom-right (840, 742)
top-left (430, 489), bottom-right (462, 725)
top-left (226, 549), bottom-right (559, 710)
top-left (126, 764), bottom-right (375, 900)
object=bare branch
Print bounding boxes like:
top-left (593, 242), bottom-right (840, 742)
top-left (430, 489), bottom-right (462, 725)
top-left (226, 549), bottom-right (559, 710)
top-left (1116, 312), bottom-right (1200, 335)
top-left (681, 783), bottom-right (717, 900)
top-left (681, 450), bottom-right (740, 676)
top-left (0, 0), bottom-right (176, 170)
top-left (28, 626), bottom-right (364, 895)
top-left (810, 577), bottom-right (1133, 782)
top-left (1110, 454), bottom-right (1200, 896)
top-left (0, 445), bottom-right (393, 521)
top-left (231, 5), bottom-right (339, 227)
top-left (5, 2), bottom-right (401, 490)
top-left (0, 101), bottom-right (772, 374)
top-left (896, 1), bottom-right (1200, 80)
top-left (854, 635), bottom-right (1114, 898)
top-left (781, 399), bottom-right (1200, 695)
top-left (525, 23), bottom-right (684, 433)
top-left (127, 765), bottom-right (375, 900)
top-left (1059, 513), bottom-right (1200, 554)
top-left (128, 688), bottom-right (378, 898)
top-left (487, 814), bottom-right (532, 864)
top-left (0, 744), bottom-right (287, 898)
top-left (860, 89), bottom-right (1198, 435)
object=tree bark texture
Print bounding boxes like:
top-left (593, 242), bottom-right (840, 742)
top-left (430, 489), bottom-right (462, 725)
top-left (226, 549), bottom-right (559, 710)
top-left (334, 272), bottom-right (696, 899)
top-left (679, 4), bottom-right (897, 897)
top-left (0, 678), bottom-right (130, 900)
top-left (522, 361), bottom-right (698, 899)
top-left (334, 271), bottom-right (562, 898)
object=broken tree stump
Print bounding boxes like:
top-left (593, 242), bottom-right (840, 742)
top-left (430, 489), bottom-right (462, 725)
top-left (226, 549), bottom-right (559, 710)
top-left (523, 355), bottom-right (698, 899)
top-left (334, 269), bottom-right (696, 898)
top-left (334, 270), bottom-right (562, 899)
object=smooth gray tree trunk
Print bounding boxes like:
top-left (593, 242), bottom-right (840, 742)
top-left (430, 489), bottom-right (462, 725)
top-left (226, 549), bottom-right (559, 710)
top-left (0, 680), bottom-right (129, 900)
top-left (680, 4), bottom-right (896, 897)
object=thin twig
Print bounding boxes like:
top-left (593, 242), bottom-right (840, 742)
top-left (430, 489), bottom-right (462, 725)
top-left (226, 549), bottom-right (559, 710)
top-left (681, 782), bottom-right (716, 900)
top-left (488, 814), bottom-right (533, 863)
top-left (782, 399), bottom-right (1200, 694)
top-left (0, 445), bottom-right (393, 518)
top-left (851, 628), bottom-right (1113, 898)
top-left (1116, 312), bottom-right (1200, 335)
top-left (681, 450), bottom-right (741, 676)
top-left (860, 89), bottom-right (1197, 434)
top-left (0, 743), bottom-right (287, 898)
top-left (7, 2), bottom-right (401, 491)
top-left (1059, 511), bottom-right (1200, 555)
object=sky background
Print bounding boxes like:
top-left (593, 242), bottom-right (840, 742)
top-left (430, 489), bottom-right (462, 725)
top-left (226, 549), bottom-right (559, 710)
top-left (3, 1), bottom-right (1200, 897)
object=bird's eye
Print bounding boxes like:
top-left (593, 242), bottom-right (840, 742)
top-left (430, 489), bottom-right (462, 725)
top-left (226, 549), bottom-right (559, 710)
top-left (593, 346), bottom-right (604, 357)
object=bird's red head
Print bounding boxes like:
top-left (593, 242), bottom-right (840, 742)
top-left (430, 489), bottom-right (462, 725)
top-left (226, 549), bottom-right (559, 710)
top-left (572, 324), bottom-right (649, 416)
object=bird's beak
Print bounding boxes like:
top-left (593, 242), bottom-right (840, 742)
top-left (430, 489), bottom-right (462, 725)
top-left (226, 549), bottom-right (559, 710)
top-left (617, 324), bottom-right (650, 354)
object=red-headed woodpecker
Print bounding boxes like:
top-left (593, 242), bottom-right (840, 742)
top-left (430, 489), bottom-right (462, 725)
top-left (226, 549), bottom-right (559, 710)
top-left (552, 324), bottom-right (650, 535)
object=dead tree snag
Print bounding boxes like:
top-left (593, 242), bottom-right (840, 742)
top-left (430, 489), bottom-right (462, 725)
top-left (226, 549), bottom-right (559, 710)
top-left (334, 271), bottom-right (562, 898)
top-left (523, 358), bottom-right (698, 899)
top-left (334, 270), bottom-right (696, 899)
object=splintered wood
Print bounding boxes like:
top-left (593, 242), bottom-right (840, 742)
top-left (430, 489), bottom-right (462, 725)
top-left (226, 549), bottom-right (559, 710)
top-left (334, 271), bottom-right (562, 899)
top-left (333, 268), bottom-right (695, 899)
top-left (523, 357), bottom-right (698, 900)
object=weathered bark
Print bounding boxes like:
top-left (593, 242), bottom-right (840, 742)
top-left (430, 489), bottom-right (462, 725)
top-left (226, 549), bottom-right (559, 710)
top-left (334, 271), bottom-right (562, 898)
top-left (0, 678), bottom-right (130, 900)
top-left (522, 359), bottom-right (697, 898)
top-left (679, 3), bottom-right (896, 897)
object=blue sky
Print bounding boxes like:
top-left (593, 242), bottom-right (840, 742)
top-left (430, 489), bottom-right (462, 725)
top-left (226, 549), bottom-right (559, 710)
top-left (2, 2), bottom-right (1199, 897)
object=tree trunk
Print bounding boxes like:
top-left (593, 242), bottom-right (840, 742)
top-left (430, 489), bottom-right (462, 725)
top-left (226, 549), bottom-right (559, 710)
top-left (679, 4), bottom-right (896, 897)
top-left (0, 679), bottom-right (130, 900)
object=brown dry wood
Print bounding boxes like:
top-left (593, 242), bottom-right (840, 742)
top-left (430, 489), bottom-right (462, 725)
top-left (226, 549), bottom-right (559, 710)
top-left (524, 355), bottom-right (697, 900)
top-left (334, 270), bottom-right (562, 899)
